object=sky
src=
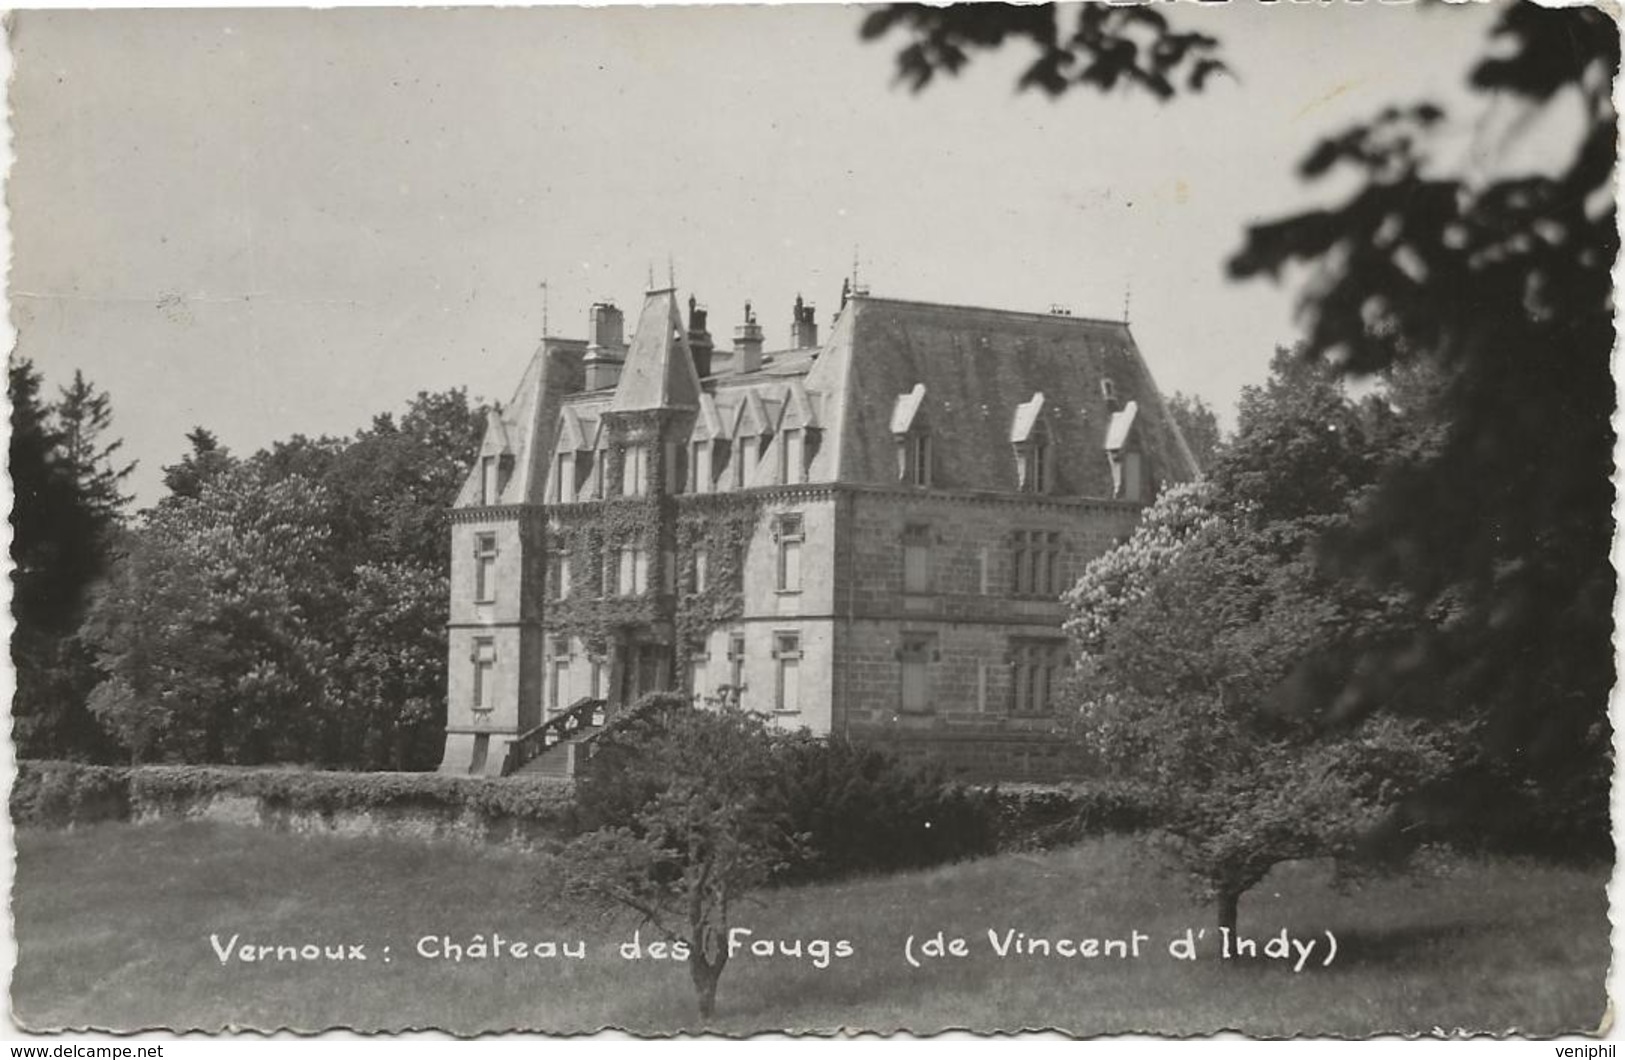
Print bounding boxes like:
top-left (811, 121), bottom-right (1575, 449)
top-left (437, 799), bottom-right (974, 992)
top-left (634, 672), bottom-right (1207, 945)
top-left (8, 2), bottom-right (1519, 506)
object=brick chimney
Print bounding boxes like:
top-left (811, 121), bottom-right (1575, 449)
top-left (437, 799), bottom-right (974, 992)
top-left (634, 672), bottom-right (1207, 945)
top-left (687, 295), bottom-right (714, 378)
top-left (583, 302), bottom-right (627, 390)
top-left (733, 301), bottom-right (764, 374)
top-left (791, 294), bottom-right (818, 349)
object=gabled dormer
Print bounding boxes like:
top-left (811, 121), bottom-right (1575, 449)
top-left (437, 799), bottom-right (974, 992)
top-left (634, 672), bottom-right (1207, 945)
top-left (1010, 392), bottom-right (1053, 494)
top-left (549, 407), bottom-right (597, 505)
top-left (731, 388), bottom-right (773, 489)
top-left (890, 383), bottom-right (931, 488)
top-left (687, 393), bottom-right (728, 494)
top-left (778, 379), bottom-right (822, 485)
top-left (460, 405), bottom-right (515, 507)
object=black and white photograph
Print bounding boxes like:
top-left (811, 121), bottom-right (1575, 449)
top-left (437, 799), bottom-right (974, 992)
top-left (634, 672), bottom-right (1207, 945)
top-left (5, 0), bottom-right (1616, 1039)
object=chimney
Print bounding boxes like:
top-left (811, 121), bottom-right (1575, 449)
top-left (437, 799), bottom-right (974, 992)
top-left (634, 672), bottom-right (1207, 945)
top-left (583, 301), bottom-right (627, 390)
top-left (687, 295), bottom-right (714, 378)
top-left (733, 300), bottom-right (764, 374)
top-left (791, 294), bottom-right (818, 349)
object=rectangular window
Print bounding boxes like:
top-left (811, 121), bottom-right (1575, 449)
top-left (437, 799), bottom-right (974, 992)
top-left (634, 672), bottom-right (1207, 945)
top-left (589, 656), bottom-right (606, 700)
top-left (902, 524), bottom-right (932, 595)
top-left (662, 549), bottom-right (676, 595)
top-left (474, 533), bottom-right (498, 603)
top-left (622, 445), bottom-right (647, 497)
top-left (910, 434), bottom-right (931, 487)
top-left (1010, 639), bottom-right (1067, 715)
top-left (692, 545), bottom-right (710, 594)
top-left (480, 456), bottom-right (499, 505)
top-left (471, 638), bottom-right (496, 711)
top-left (726, 632), bottom-right (747, 704)
top-left (1012, 531), bottom-right (1063, 597)
top-left (773, 632), bottom-right (802, 713)
top-left (555, 453), bottom-right (574, 504)
top-left (900, 633), bottom-right (935, 713)
top-left (782, 429), bottom-right (805, 485)
top-left (615, 543), bottom-right (648, 597)
top-left (691, 441), bottom-right (711, 494)
top-left (733, 439), bottom-right (748, 489)
top-left (593, 448), bottom-right (607, 499)
top-left (777, 513), bottom-right (804, 593)
top-left (546, 550), bottom-right (571, 601)
top-left (549, 637), bottom-right (572, 713)
top-left (665, 441), bottom-right (682, 495)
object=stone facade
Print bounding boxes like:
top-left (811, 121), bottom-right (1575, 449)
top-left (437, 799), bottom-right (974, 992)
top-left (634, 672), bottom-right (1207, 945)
top-left (439, 284), bottom-right (1198, 778)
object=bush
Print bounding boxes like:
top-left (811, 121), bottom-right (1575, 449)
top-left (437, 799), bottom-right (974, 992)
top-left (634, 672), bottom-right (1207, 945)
top-left (770, 736), bottom-right (999, 883)
top-left (11, 761), bottom-right (132, 827)
top-left (992, 781), bottom-right (1158, 850)
top-left (577, 701), bottom-right (1002, 885)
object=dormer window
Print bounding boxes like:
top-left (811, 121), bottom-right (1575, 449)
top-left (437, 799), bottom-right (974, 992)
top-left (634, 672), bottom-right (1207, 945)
top-left (1105, 400), bottom-right (1143, 501)
top-left (899, 432), bottom-right (931, 487)
top-left (890, 383), bottom-right (931, 488)
top-left (480, 456), bottom-right (500, 505)
top-left (1010, 392), bottom-right (1053, 494)
top-left (689, 440), bottom-right (712, 494)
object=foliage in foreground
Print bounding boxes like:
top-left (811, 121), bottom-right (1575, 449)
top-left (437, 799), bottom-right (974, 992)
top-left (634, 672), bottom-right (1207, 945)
top-left (547, 696), bottom-right (1002, 1017)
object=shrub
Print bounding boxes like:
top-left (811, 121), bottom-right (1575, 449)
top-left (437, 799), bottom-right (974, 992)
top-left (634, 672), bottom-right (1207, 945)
top-left (11, 761), bottom-right (132, 827)
top-left (769, 736), bottom-right (999, 883)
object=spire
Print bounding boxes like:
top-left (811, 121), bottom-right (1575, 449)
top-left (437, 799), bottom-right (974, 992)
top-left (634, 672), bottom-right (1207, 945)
top-left (610, 288), bottom-right (702, 411)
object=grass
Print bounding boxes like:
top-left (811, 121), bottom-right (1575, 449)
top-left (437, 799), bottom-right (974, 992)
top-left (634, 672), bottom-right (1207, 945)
top-left (11, 821), bottom-right (1610, 1037)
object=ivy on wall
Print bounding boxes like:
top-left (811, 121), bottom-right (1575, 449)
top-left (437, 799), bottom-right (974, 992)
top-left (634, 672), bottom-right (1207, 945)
top-left (539, 402), bottom-right (762, 691)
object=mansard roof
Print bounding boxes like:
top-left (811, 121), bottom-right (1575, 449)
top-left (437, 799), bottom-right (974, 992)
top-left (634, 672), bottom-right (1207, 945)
top-left (609, 289), bottom-right (702, 413)
top-left (806, 296), bottom-right (1199, 496)
top-left (466, 288), bottom-right (1197, 508)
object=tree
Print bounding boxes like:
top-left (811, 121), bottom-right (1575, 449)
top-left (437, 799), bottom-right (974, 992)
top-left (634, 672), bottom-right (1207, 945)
top-left (1061, 478), bottom-right (1215, 656)
top-left (87, 389), bottom-right (484, 769)
top-left (1225, 3), bottom-right (1617, 843)
top-left (10, 360), bottom-right (130, 759)
top-left (872, 0), bottom-right (1616, 848)
top-left (54, 369), bottom-right (135, 517)
top-left (159, 427), bottom-right (236, 504)
top-left (861, 3), bottom-right (1227, 98)
top-left (1166, 391), bottom-right (1222, 473)
top-left (1068, 349), bottom-right (1455, 933)
top-left (1078, 518), bottom-right (1458, 935)
top-left (84, 465), bottom-right (343, 764)
top-left (541, 698), bottom-right (803, 1019)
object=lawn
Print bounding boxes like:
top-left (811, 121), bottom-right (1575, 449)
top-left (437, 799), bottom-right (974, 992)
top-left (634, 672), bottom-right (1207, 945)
top-left (10, 821), bottom-right (1610, 1036)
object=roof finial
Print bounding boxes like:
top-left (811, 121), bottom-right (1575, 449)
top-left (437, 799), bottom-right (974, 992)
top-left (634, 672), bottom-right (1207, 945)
top-left (539, 278), bottom-right (550, 338)
top-left (1122, 280), bottom-right (1132, 324)
top-left (647, 261), bottom-right (655, 291)
top-left (667, 253), bottom-right (676, 290)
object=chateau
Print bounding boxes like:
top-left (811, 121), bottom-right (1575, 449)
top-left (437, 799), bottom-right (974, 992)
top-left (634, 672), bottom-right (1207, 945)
top-left (439, 284), bottom-right (1198, 779)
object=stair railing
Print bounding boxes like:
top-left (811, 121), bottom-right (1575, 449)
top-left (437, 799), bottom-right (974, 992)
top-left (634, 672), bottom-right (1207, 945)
top-left (503, 696), bottom-right (607, 775)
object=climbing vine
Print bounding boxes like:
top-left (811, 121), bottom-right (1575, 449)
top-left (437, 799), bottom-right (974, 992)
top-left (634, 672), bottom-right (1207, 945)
top-left (673, 495), bottom-right (763, 659)
top-left (543, 498), bottom-right (664, 657)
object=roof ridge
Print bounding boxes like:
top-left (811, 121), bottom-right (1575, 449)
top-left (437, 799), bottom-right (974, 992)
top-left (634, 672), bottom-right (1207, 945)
top-left (851, 294), bottom-right (1130, 330)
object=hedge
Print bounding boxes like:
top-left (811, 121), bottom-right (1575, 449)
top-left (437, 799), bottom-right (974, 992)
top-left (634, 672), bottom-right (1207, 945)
top-left (11, 760), bottom-right (578, 834)
top-left (12, 759), bottom-right (1154, 854)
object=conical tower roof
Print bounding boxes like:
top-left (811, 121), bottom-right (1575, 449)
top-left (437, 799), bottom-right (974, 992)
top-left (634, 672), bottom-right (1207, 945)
top-left (610, 289), bottom-right (701, 412)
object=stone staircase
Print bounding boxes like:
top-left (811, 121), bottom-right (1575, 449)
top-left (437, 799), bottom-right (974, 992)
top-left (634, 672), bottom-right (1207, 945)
top-left (501, 697), bottom-right (608, 778)
top-left (511, 726), bottom-right (601, 778)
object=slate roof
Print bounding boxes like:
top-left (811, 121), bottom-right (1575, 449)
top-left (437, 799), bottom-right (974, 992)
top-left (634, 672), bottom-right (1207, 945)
top-left (806, 296), bottom-right (1199, 496)
top-left (459, 291), bottom-right (1197, 509)
top-left (609, 289), bottom-right (701, 412)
